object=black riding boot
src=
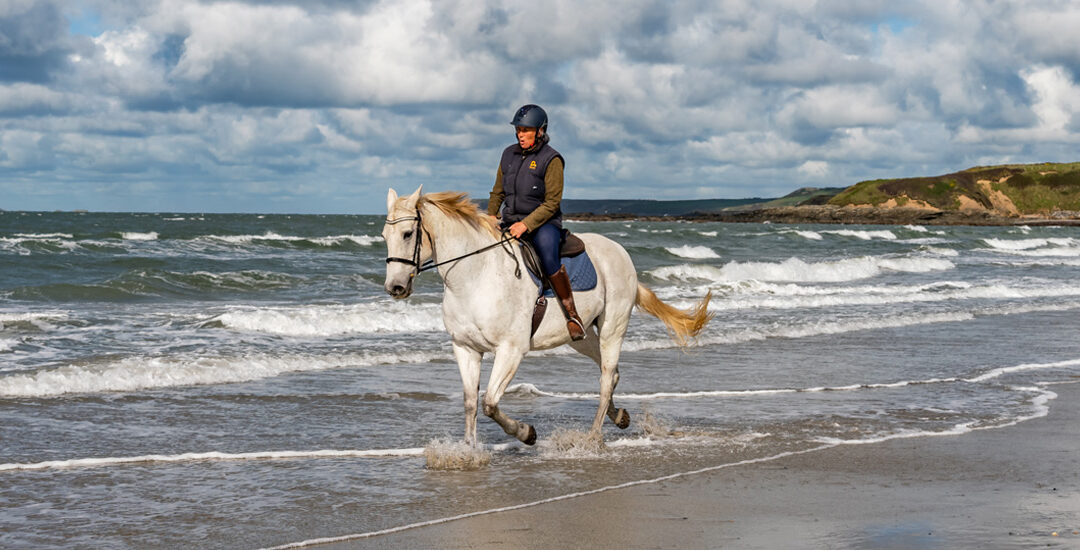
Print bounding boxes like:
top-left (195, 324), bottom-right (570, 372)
top-left (548, 266), bottom-right (586, 341)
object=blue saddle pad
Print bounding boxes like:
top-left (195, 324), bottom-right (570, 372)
top-left (527, 252), bottom-right (598, 297)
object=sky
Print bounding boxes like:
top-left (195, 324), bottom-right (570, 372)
top-left (2, 1), bottom-right (1080, 213)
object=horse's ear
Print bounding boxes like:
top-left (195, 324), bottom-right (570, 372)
top-left (386, 188), bottom-right (399, 214)
top-left (404, 185), bottom-right (423, 208)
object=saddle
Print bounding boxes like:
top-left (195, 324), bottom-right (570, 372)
top-left (520, 231), bottom-right (590, 337)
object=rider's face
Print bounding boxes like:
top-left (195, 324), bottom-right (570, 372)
top-left (516, 126), bottom-right (539, 149)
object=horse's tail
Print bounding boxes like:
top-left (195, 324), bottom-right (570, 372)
top-left (635, 284), bottom-right (714, 347)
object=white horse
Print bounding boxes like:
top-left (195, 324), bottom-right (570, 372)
top-left (383, 186), bottom-right (712, 446)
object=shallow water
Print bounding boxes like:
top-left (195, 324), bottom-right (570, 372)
top-left (3, 212), bottom-right (1080, 548)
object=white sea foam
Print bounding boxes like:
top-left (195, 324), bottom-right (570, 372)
top-left (121, 232), bottom-right (159, 241)
top-left (0, 350), bottom-right (448, 397)
top-left (649, 255), bottom-right (954, 284)
top-left (821, 229), bottom-right (898, 240)
top-left (507, 376), bottom-right (963, 401)
top-left (922, 246), bottom-right (959, 256)
top-left (0, 338), bottom-right (15, 352)
top-left (665, 245), bottom-right (720, 259)
top-left (818, 385), bottom-right (1059, 445)
top-left (984, 240), bottom-right (1080, 257)
top-left (202, 232), bottom-right (382, 246)
top-left (674, 280), bottom-right (1080, 311)
top-left (13, 233), bottom-right (74, 239)
top-left (903, 225), bottom-right (929, 233)
top-left (697, 231), bottom-right (718, 237)
top-left (965, 358), bottom-right (1080, 383)
top-left (212, 302), bottom-right (444, 336)
top-left (621, 310), bottom-right (976, 353)
top-left (0, 448), bottom-right (427, 472)
top-left (0, 311), bottom-right (68, 330)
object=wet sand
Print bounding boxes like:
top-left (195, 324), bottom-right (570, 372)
top-left (310, 382), bottom-right (1080, 549)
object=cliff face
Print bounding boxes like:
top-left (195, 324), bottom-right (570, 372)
top-left (828, 163), bottom-right (1080, 217)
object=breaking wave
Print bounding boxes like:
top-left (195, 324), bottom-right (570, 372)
top-left (664, 245), bottom-right (720, 259)
top-left (209, 302), bottom-right (444, 336)
top-left (649, 255), bottom-right (954, 284)
top-left (0, 350), bottom-right (449, 398)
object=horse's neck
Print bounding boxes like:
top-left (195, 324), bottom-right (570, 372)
top-left (421, 205), bottom-right (518, 292)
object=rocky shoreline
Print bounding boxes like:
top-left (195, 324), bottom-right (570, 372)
top-left (567, 205), bottom-right (1080, 226)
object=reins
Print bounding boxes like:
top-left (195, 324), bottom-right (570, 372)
top-left (385, 205), bottom-right (521, 280)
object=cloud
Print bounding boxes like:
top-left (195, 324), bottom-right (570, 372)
top-left (0, 1), bottom-right (80, 82)
top-left (1, 0), bottom-right (1080, 212)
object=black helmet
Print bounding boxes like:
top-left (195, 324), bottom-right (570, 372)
top-left (510, 104), bottom-right (547, 131)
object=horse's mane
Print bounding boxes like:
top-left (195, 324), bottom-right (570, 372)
top-left (419, 191), bottom-right (500, 236)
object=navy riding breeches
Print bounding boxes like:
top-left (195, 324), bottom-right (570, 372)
top-left (527, 222), bottom-right (563, 276)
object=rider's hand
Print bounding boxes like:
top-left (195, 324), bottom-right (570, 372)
top-left (509, 222), bottom-right (528, 239)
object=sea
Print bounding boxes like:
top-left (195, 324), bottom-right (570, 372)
top-left (3, 210), bottom-right (1080, 549)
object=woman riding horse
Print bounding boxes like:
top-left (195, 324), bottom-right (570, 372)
top-left (488, 104), bottom-right (586, 341)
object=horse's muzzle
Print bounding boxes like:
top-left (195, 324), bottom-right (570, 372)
top-left (386, 282), bottom-right (412, 299)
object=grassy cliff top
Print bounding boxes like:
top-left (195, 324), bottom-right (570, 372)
top-left (829, 162), bottom-right (1080, 214)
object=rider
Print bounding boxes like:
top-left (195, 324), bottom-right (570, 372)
top-left (488, 104), bottom-right (586, 341)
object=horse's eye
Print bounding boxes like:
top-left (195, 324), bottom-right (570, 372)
top-left (403, 231), bottom-right (413, 240)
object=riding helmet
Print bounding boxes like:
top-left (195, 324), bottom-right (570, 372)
top-left (510, 104), bottom-right (548, 131)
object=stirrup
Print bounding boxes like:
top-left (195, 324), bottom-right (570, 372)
top-left (567, 317), bottom-right (586, 341)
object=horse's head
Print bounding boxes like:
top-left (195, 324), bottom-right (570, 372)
top-left (382, 185), bottom-right (431, 299)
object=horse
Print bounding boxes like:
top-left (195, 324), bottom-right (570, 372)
top-left (382, 186), bottom-right (713, 447)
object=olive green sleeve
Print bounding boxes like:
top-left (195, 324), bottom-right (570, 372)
top-left (522, 157), bottom-right (563, 231)
top-left (488, 166), bottom-right (505, 217)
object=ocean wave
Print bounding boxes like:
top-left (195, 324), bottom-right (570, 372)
top-left (13, 233), bottom-right (74, 239)
top-left (648, 255), bottom-right (954, 284)
top-left (209, 302), bottom-right (445, 336)
top-left (505, 374), bottom-right (965, 401)
top-left (611, 310), bottom-right (976, 355)
top-left (0, 311), bottom-right (69, 330)
top-left (121, 232), bottom-right (158, 241)
top-left (0, 447), bottom-right (428, 472)
top-left (982, 237), bottom-right (1078, 253)
top-left (822, 229), bottom-right (898, 240)
top-left (665, 245), bottom-right (720, 259)
top-left (983, 237), bottom-right (1070, 250)
top-left (10, 270), bottom-right (305, 302)
top-left (653, 278), bottom-right (1080, 311)
top-left (0, 235), bottom-right (81, 255)
top-left (0, 350), bottom-right (449, 397)
top-left (920, 246), bottom-right (959, 256)
top-left (198, 232), bottom-right (383, 248)
top-left (964, 358), bottom-right (1080, 383)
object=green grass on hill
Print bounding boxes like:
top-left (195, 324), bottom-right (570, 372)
top-left (829, 162), bottom-right (1080, 214)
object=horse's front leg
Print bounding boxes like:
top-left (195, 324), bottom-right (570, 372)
top-left (483, 345), bottom-right (536, 445)
top-left (452, 343), bottom-right (481, 447)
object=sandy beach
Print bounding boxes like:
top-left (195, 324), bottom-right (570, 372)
top-left (302, 382), bottom-right (1080, 549)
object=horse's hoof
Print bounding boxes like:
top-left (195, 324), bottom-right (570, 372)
top-left (521, 424), bottom-right (537, 446)
top-left (614, 408), bottom-right (631, 429)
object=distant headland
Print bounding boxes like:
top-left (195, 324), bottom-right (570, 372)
top-left (557, 162), bottom-right (1080, 226)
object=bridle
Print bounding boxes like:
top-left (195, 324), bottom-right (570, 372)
top-left (384, 206), bottom-right (521, 284)
top-left (384, 209), bottom-right (428, 277)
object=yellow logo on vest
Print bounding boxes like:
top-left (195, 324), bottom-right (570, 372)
top-left (529, 160), bottom-right (537, 170)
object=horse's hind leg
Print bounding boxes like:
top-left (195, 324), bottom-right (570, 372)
top-left (483, 346), bottom-right (536, 445)
top-left (452, 344), bottom-right (481, 447)
top-left (569, 329), bottom-right (630, 432)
